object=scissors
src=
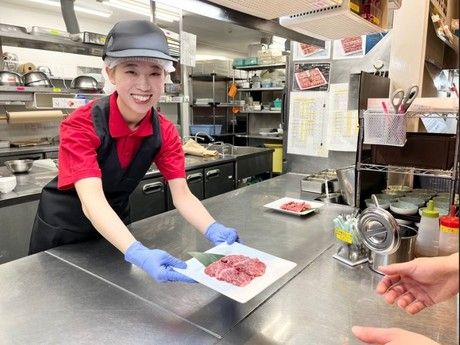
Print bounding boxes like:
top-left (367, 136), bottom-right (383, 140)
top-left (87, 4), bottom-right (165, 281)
top-left (390, 84), bottom-right (419, 113)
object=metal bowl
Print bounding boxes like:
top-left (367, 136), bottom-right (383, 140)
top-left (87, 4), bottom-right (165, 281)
top-left (4, 159), bottom-right (34, 173)
top-left (0, 70), bottom-right (23, 86)
top-left (23, 71), bottom-right (52, 87)
top-left (70, 75), bottom-right (100, 91)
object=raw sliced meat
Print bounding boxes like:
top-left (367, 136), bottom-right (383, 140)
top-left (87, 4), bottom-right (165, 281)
top-left (295, 68), bottom-right (327, 90)
top-left (340, 36), bottom-right (362, 55)
top-left (280, 201), bottom-right (311, 213)
top-left (204, 254), bottom-right (266, 287)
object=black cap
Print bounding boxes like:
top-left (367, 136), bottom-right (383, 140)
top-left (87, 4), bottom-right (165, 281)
top-left (103, 20), bottom-right (177, 62)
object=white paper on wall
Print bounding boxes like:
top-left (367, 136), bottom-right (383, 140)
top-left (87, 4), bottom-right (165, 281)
top-left (287, 91), bottom-right (329, 157)
top-left (326, 83), bottom-right (359, 152)
top-left (180, 31), bottom-right (197, 67)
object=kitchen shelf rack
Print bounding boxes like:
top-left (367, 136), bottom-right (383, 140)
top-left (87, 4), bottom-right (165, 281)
top-left (0, 87), bottom-right (104, 107)
top-left (233, 63), bottom-right (286, 71)
top-left (356, 110), bottom-right (460, 207)
top-left (232, 63), bottom-right (286, 150)
top-left (235, 134), bottom-right (283, 141)
top-left (239, 110), bottom-right (281, 114)
top-left (238, 87), bottom-right (284, 92)
top-left (358, 163), bottom-right (455, 178)
top-left (0, 27), bottom-right (103, 57)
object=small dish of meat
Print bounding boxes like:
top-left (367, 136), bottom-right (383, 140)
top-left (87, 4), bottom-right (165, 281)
top-left (264, 197), bottom-right (324, 216)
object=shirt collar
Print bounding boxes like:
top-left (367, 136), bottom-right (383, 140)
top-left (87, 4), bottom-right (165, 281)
top-left (109, 92), bottom-right (153, 138)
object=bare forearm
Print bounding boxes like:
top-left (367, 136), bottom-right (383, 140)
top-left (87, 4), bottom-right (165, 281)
top-left (174, 191), bottom-right (214, 234)
top-left (83, 200), bottom-right (136, 253)
top-left (75, 178), bottom-right (136, 253)
top-left (447, 252), bottom-right (459, 292)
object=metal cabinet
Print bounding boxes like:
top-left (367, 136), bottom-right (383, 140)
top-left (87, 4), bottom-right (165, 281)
top-left (0, 199), bottom-right (39, 264)
top-left (166, 168), bottom-right (204, 210)
top-left (129, 176), bottom-right (166, 223)
top-left (204, 162), bottom-right (235, 198)
top-left (0, 153), bottom-right (44, 165)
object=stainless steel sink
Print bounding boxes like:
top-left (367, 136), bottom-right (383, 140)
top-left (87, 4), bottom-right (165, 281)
top-left (206, 144), bottom-right (265, 157)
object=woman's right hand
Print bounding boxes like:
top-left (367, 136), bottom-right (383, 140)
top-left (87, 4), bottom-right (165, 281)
top-left (124, 241), bottom-right (195, 283)
top-left (352, 326), bottom-right (440, 345)
top-left (376, 253), bottom-right (459, 314)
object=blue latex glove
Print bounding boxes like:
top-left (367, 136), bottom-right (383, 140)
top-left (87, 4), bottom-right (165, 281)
top-left (204, 222), bottom-right (240, 245)
top-left (125, 241), bottom-right (195, 283)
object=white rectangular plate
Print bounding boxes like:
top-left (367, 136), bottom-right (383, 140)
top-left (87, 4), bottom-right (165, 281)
top-left (174, 242), bottom-right (296, 304)
top-left (264, 197), bottom-right (324, 216)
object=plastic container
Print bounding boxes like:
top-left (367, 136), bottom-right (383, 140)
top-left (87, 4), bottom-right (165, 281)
top-left (0, 175), bottom-right (17, 194)
top-left (438, 205), bottom-right (459, 256)
top-left (232, 58), bottom-right (245, 67)
top-left (415, 200), bottom-right (440, 257)
top-left (264, 143), bottom-right (283, 173)
top-left (189, 124), bottom-right (222, 136)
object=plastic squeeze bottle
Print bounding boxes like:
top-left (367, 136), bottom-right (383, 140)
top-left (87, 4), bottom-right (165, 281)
top-left (438, 205), bottom-right (459, 256)
top-left (415, 200), bottom-right (440, 257)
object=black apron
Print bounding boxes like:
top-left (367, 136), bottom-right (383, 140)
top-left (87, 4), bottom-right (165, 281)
top-left (29, 97), bottom-right (162, 254)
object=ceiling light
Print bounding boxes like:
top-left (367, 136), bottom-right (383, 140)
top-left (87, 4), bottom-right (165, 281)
top-left (153, 0), bottom-right (223, 18)
top-left (106, 0), bottom-right (150, 17)
top-left (26, 0), bottom-right (112, 18)
top-left (155, 13), bottom-right (176, 23)
top-left (105, 0), bottom-right (180, 22)
top-left (74, 5), bottom-right (112, 18)
top-left (195, 55), bottom-right (231, 61)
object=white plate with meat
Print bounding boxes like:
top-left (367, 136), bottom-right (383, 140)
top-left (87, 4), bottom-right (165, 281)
top-left (174, 242), bottom-right (297, 303)
top-left (264, 197), bottom-right (324, 216)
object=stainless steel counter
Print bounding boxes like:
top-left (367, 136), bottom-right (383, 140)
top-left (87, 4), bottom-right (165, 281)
top-left (0, 173), bottom-right (457, 344)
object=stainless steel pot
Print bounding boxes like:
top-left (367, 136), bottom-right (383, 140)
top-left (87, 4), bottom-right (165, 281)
top-left (4, 159), bottom-right (34, 173)
top-left (0, 71), bottom-right (23, 86)
top-left (70, 75), bottom-right (100, 91)
top-left (369, 225), bottom-right (418, 274)
top-left (23, 71), bottom-right (52, 87)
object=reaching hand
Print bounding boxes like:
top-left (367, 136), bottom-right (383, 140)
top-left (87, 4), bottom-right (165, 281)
top-left (125, 241), bottom-right (195, 283)
top-left (204, 222), bottom-right (240, 245)
top-left (376, 253), bottom-right (459, 314)
top-left (352, 326), bottom-right (440, 345)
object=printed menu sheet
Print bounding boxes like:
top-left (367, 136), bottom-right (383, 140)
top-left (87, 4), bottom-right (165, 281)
top-left (287, 91), bottom-right (329, 157)
top-left (326, 83), bottom-right (359, 151)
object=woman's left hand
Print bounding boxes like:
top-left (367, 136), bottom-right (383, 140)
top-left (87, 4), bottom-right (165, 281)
top-left (204, 222), bottom-right (240, 245)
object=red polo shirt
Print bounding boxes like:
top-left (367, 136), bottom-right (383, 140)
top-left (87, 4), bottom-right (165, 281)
top-left (58, 92), bottom-right (185, 189)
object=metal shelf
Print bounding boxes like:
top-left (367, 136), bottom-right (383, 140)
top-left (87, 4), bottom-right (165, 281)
top-left (356, 108), bottom-right (460, 208)
top-left (239, 110), bottom-right (281, 114)
top-left (238, 87), bottom-right (284, 92)
top-left (360, 111), bottom-right (459, 119)
top-left (233, 63), bottom-right (286, 71)
top-left (405, 111), bottom-right (459, 119)
top-left (235, 134), bottom-right (283, 141)
top-left (0, 29), bottom-right (103, 57)
top-left (357, 163), bottom-right (455, 179)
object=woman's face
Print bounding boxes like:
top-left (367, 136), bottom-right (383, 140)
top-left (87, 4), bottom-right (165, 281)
top-left (106, 60), bottom-right (165, 127)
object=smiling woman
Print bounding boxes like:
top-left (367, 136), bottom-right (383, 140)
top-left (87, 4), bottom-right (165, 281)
top-left (28, 19), bottom-right (241, 285)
